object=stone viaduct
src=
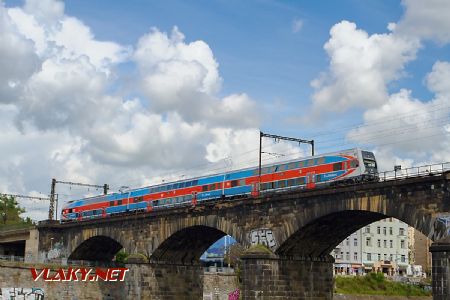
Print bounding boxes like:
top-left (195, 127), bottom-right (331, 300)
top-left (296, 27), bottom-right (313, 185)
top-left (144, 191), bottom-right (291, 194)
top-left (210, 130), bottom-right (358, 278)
top-left (4, 171), bottom-right (450, 299)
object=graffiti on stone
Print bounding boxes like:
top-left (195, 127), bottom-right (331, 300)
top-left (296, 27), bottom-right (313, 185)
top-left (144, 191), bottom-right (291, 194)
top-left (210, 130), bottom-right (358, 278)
top-left (0, 288), bottom-right (45, 300)
top-left (47, 241), bottom-right (64, 260)
top-left (437, 214), bottom-right (450, 234)
top-left (249, 228), bottom-right (277, 250)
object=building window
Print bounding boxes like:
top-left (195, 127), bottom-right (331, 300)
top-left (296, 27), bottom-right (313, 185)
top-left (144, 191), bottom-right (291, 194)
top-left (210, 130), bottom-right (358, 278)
top-left (366, 237), bottom-right (371, 247)
top-left (389, 227), bottom-right (393, 235)
top-left (354, 238), bottom-right (358, 246)
top-left (383, 240), bottom-right (387, 248)
top-left (367, 253), bottom-right (371, 261)
top-left (346, 252), bottom-right (350, 260)
top-left (378, 254), bottom-right (381, 261)
top-left (401, 255), bottom-right (406, 263)
top-left (365, 226), bottom-right (370, 233)
top-left (354, 252), bottom-right (358, 260)
top-left (346, 238), bottom-right (349, 246)
top-left (390, 240), bottom-right (393, 248)
top-left (401, 240), bottom-right (405, 248)
top-left (377, 239), bottom-right (381, 247)
top-left (390, 254), bottom-right (393, 261)
top-left (377, 226), bottom-right (381, 234)
top-left (399, 228), bottom-right (405, 235)
top-left (384, 254), bottom-right (387, 260)
top-left (383, 227), bottom-right (386, 235)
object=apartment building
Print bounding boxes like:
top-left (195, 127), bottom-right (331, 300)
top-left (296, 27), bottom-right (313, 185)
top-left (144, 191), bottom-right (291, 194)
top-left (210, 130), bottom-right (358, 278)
top-left (333, 218), bottom-right (409, 275)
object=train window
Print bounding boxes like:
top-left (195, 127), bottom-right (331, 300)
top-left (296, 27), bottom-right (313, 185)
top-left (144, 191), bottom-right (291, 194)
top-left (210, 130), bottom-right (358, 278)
top-left (109, 201), bottom-right (114, 206)
top-left (202, 185), bottom-right (208, 192)
top-left (333, 162), bottom-right (343, 171)
top-left (186, 181), bottom-right (192, 187)
top-left (288, 162), bottom-right (296, 169)
top-left (288, 179), bottom-right (296, 186)
top-left (154, 200), bottom-right (159, 206)
top-left (193, 180), bottom-right (198, 186)
top-left (239, 179), bottom-right (246, 186)
top-left (304, 159), bottom-right (313, 167)
top-left (278, 180), bottom-right (286, 188)
top-left (317, 157), bottom-right (325, 165)
top-left (209, 183), bottom-right (216, 190)
top-left (118, 200), bottom-right (122, 205)
top-left (231, 180), bottom-right (238, 187)
top-left (351, 160), bottom-right (359, 168)
top-left (315, 175), bottom-right (321, 182)
top-left (296, 177), bottom-right (306, 185)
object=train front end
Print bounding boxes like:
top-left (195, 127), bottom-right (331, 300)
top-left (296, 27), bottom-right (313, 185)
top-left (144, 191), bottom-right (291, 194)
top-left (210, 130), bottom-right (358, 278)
top-left (361, 150), bottom-right (378, 180)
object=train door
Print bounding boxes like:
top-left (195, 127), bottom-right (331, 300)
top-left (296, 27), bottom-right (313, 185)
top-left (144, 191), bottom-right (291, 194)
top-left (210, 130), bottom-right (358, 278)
top-left (147, 201), bottom-right (153, 212)
top-left (192, 191), bottom-right (198, 206)
top-left (251, 182), bottom-right (259, 197)
top-left (306, 172), bottom-right (316, 189)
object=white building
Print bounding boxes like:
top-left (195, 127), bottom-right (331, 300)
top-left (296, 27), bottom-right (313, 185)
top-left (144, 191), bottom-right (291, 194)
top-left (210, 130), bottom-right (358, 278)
top-left (332, 218), bottom-right (409, 275)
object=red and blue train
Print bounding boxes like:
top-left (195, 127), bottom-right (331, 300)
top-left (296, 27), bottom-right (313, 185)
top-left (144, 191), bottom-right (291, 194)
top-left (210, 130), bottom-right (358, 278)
top-left (61, 148), bottom-right (378, 222)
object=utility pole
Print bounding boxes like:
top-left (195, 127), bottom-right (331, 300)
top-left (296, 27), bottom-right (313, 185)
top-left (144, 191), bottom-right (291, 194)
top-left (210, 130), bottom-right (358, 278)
top-left (258, 131), bottom-right (314, 188)
top-left (48, 179), bottom-right (109, 221)
top-left (49, 179), bottom-right (56, 221)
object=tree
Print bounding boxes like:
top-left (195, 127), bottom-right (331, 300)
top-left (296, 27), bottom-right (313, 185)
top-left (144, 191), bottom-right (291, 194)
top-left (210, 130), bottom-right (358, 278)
top-left (0, 195), bottom-right (33, 228)
top-left (224, 243), bottom-right (245, 268)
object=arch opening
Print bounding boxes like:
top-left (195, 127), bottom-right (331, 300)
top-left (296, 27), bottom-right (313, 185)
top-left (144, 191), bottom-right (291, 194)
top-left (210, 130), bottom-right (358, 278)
top-left (68, 235), bottom-right (123, 261)
top-left (151, 225), bottom-right (236, 264)
top-left (277, 210), bottom-right (387, 257)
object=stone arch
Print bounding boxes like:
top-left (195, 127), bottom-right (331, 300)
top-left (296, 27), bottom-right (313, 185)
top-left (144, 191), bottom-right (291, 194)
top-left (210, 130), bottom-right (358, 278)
top-left (273, 193), bottom-right (447, 257)
top-left (68, 235), bottom-right (123, 261)
top-left (150, 225), bottom-right (238, 264)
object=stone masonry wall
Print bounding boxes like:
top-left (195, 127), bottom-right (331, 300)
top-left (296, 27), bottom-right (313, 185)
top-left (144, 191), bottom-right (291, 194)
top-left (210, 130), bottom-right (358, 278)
top-left (241, 253), bottom-right (334, 300)
top-left (0, 261), bottom-right (203, 300)
top-left (203, 271), bottom-right (238, 300)
top-left (125, 263), bottom-right (203, 299)
top-left (0, 261), bottom-right (126, 299)
top-left (430, 244), bottom-right (450, 300)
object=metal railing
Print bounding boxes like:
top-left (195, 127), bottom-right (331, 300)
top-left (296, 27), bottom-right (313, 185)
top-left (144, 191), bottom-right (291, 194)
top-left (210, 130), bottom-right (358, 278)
top-left (0, 254), bottom-right (123, 267)
top-left (378, 162), bottom-right (450, 182)
top-left (0, 254), bottom-right (25, 262)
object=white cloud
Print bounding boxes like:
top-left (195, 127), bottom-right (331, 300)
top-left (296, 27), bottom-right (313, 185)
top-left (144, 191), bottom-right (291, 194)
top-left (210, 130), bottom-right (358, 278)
top-left (0, 3), bottom-right (40, 103)
top-left (309, 0), bottom-right (450, 170)
top-left (0, 1), bottom-right (264, 221)
top-left (310, 21), bottom-right (419, 114)
top-left (395, 0), bottom-right (450, 44)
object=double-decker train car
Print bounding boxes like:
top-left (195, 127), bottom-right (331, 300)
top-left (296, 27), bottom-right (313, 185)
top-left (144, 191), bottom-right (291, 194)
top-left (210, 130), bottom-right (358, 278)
top-left (61, 148), bottom-right (378, 222)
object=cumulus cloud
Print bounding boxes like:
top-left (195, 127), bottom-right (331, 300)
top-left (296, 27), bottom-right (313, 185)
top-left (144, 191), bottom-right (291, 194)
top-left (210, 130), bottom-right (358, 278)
top-left (395, 0), bottom-right (450, 44)
top-left (0, 0), bottom-right (265, 220)
top-left (310, 21), bottom-right (419, 114)
top-left (0, 3), bottom-right (40, 103)
top-left (309, 0), bottom-right (450, 170)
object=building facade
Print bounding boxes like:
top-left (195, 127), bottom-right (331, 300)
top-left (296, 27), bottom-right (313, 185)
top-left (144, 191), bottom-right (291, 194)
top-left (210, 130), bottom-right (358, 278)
top-left (333, 218), bottom-right (409, 275)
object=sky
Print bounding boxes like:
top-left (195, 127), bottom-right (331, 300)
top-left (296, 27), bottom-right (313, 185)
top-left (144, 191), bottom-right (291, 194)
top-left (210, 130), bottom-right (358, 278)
top-left (1, 0), bottom-right (450, 221)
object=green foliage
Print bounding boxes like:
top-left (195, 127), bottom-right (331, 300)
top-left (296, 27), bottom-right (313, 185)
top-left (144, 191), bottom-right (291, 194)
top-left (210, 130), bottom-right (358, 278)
top-left (244, 244), bottom-right (273, 254)
top-left (335, 273), bottom-right (431, 296)
top-left (0, 195), bottom-right (33, 230)
top-left (114, 250), bottom-right (129, 263)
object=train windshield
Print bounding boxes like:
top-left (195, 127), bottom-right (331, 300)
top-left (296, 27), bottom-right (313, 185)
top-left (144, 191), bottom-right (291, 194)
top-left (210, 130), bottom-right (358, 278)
top-left (364, 160), bottom-right (377, 168)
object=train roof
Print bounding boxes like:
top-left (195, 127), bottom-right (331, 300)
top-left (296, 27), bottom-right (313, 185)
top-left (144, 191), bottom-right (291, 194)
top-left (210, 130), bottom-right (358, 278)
top-left (65, 147), bottom-right (367, 204)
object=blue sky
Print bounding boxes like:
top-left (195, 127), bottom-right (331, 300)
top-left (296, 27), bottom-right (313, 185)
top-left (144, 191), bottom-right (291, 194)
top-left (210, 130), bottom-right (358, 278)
top-left (1, 0), bottom-right (450, 220)
top-left (58, 0), bottom-right (449, 133)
